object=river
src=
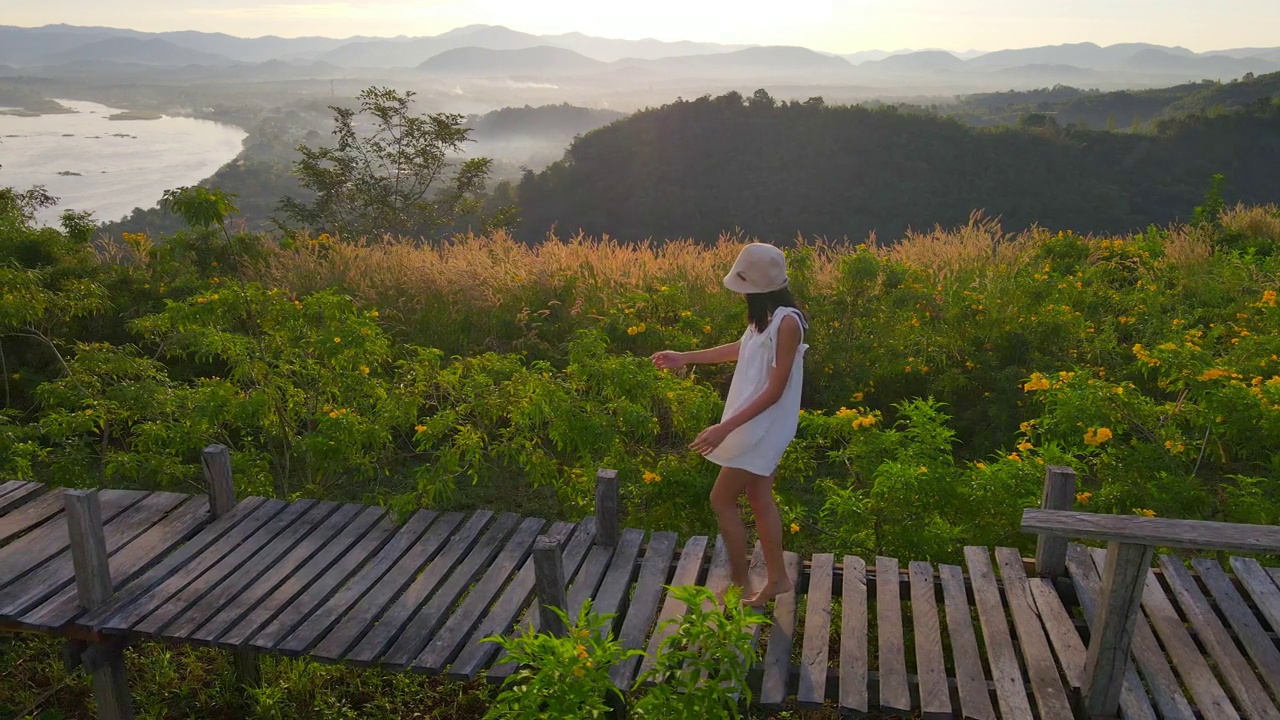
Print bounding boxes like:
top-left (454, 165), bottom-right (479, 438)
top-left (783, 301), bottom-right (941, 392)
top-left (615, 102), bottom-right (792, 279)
top-left (0, 99), bottom-right (247, 226)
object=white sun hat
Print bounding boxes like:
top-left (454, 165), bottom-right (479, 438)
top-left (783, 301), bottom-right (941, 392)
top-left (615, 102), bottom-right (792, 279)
top-left (723, 243), bottom-right (789, 294)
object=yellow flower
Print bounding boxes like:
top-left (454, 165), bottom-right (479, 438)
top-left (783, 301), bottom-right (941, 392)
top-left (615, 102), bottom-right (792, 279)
top-left (333, 337), bottom-right (342, 343)
top-left (1023, 373), bottom-right (1051, 392)
top-left (371, 310), bottom-right (380, 318)
top-left (575, 643), bottom-right (588, 660)
top-left (1008, 452), bottom-right (1022, 463)
top-left (84, 409), bottom-right (93, 415)
top-left (195, 297), bottom-right (208, 304)
top-left (1112, 386), bottom-right (1124, 394)
top-left (329, 411), bottom-right (339, 419)
top-left (851, 392), bottom-right (864, 402)
top-left (1262, 289), bottom-right (1277, 307)
top-left (414, 424), bottom-right (427, 433)
top-left (680, 310), bottom-right (692, 318)
top-left (209, 294), bottom-right (218, 300)
top-left (1076, 491), bottom-right (1092, 504)
top-left (835, 407), bottom-right (855, 418)
top-left (1197, 367), bottom-right (1233, 382)
top-left (975, 461), bottom-right (987, 470)
top-left (1017, 441), bottom-right (1033, 452)
top-left (642, 471), bottom-right (661, 484)
top-left (573, 667), bottom-right (585, 678)
top-left (1133, 508), bottom-right (1156, 518)
top-left (703, 325), bottom-right (712, 333)
top-left (1083, 427), bottom-right (1113, 446)
top-left (360, 365), bottom-right (370, 375)
top-left (1019, 421), bottom-right (1034, 434)
top-left (659, 285), bottom-right (669, 292)
top-left (789, 523), bottom-right (800, 534)
top-left (293, 300), bottom-right (303, 309)
top-left (918, 466), bottom-right (928, 474)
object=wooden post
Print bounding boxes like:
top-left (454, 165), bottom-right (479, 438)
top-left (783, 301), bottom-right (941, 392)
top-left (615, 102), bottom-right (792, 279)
top-left (1082, 541), bottom-right (1153, 718)
top-left (201, 444), bottom-right (235, 519)
top-left (594, 468), bottom-right (619, 547)
top-left (533, 534), bottom-right (568, 637)
top-left (1035, 465), bottom-right (1077, 579)
top-left (199, 445), bottom-right (261, 689)
top-left (66, 490), bottom-right (134, 720)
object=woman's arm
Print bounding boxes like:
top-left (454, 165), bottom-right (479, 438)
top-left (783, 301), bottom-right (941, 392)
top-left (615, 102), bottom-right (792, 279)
top-left (689, 315), bottom-right (802, 454)
top-left (651, 341), bottom-right (740, 370)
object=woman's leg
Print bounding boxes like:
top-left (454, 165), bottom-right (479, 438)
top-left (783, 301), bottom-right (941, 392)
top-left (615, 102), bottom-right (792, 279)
top-left (709, 466), bottom-right (753, 594)
top-left (743, 473), bottom-right (792, 606)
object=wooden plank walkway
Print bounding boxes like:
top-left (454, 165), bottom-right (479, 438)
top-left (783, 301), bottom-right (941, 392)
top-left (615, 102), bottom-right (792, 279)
top-left (4, 482), bottom-right (1280, 718)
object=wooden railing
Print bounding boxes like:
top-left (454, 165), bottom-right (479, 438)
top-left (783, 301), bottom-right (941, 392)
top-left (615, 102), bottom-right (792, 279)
top-left (1021, 466), bottom-right (1280, 719)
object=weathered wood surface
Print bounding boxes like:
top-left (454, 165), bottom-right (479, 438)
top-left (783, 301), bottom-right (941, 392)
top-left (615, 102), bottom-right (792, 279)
top-left (1063, 545), bottom-right (1162, 720)
top-left (1034, 466), bottom-right (1076, 578)
top-left (7, 488), bottom-right (1280, 719)
top-left (1022, 508), bottom-right (1280, 553)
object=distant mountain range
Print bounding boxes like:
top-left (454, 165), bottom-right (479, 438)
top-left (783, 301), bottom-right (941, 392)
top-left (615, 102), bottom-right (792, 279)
top-left (1, 23), bottom-right (1278, 90)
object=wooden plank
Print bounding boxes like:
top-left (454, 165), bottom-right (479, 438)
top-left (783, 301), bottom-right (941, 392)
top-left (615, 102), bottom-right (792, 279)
top-left (876, 555), bottom-right (910, 715)
top-left (796, 553), bottom-right (833, 708)
top-left (239, 506), bottom-right (393, 651)
top-left (1076, 545), bottom-right (1208, 720)
top-left (0, 487), bottom-right (66, 543)
top-left (309, 511), bottom-right (465, 661)
top-left (272, 509), bottom-right (439, 655)
top-left (82, 496), bottom-right (273, 632)
top-left (759, 551), bottom-right (802, 708)
top-left (188, 503), bottom-right (365, 644)
top-left (1230, 556), bottom-right (1280, 635)
top-left (162, 500), bottom-right (342, 640)
top-left (635, 535), bottom-right (709, 680)
top-left (412, 515), bottom-right (548, 672)
top-left (939, 563), bottom-right (996, 720)
top-left (1159, 555), bottom-right (1280, 719)
top-left (376, 512), bottom-right (518, 668)
top-left (131, 499), bottom-right (320, 637)
top-left (1028, 578), bottom-right (1086, 690)
top-left (0, 482), bottom-right (46, 515)
top-left (0, 479), bottom-right (26, 499)
top-left (342, 510), bottom-right (494, 665)
top-left (0, 490), bottom-right (147, 588)
top-left (0, 492), bottom-right (186, 618)
top-left (20, 496), bottom-right (211, 632)
top-left (839, 555), bottom-right (868, 715)
top-left (609, 531), bottom-right (678, 689)
top-left (909, 560), bottom-right (951, 719)
top-left (1022, 508), bottom-right (1280, 554)
top-left (964, 546), bottom-right (1034, 720)
top-left (463, 520), bottom-right (596, 681)
top-left (586, 527), bottom-right (644, 629)
top-left (994, 547), bottom-right (1072, 720)
top-left (1196, 557), bottom-right (1280, 702)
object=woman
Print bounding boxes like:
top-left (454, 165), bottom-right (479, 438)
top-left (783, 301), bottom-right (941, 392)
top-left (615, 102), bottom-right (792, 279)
top-left (651, 243), bottom-right (807, 607)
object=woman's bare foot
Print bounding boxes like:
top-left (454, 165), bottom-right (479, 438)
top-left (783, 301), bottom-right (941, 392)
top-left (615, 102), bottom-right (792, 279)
top-left (744, 578), bottom-right (793, 608)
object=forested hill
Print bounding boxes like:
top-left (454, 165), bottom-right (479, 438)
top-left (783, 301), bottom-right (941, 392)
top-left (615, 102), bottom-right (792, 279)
top-left (515, 91), bottom-right (1280, 243)
top-left (948, 70), bottom-right (1280, 128)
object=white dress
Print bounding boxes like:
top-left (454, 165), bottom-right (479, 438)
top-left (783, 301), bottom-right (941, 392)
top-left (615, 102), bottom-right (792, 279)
top-left (704, 307), bottom-right (808, 476)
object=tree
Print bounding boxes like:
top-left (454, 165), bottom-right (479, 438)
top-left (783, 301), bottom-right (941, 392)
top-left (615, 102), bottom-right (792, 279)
top-left (277, 86), bottom-right (510, 241)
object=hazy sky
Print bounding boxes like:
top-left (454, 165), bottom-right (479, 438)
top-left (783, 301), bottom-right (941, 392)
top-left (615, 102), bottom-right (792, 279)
top-left (9, 0), bottom-right (1280, 52)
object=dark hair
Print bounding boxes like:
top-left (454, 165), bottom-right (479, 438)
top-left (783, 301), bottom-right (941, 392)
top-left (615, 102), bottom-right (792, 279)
top-left (746, 286), bottom-right (805, 333)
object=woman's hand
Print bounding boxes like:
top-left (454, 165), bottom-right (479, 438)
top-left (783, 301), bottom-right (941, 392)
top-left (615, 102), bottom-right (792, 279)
top-left (651, 350), bottom-right (686, 371)
top-left (690, 423), bottom-right (732, 455)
